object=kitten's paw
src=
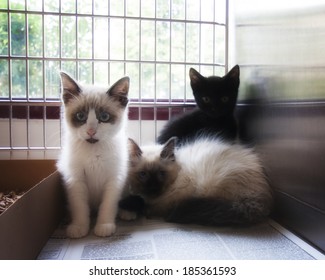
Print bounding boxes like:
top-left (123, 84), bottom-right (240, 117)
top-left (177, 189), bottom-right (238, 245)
top-left (94, 223), bottom-right (116, 237)
top-left (66, 223), bottom-right (89, 238)
top-left (118, 209), bottom-right (137, 221)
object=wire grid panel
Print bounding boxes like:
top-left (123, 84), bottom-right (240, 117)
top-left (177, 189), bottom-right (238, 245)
top-left (0, 0), bottom-right (228, 152)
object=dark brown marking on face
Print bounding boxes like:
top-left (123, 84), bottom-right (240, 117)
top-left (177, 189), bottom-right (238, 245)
top-left (61, 74), bottom-right (128, 132)
top-left (129, 160), bottom-right (179, 199)
top-left (128, 138), bottom-right (180, 200)
top-left (69, 104), bottom-right (117, 128)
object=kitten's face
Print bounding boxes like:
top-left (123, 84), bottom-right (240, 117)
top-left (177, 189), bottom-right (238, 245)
top-left (60, 72), bottom-right (129, 144)
top-left (189, 65), bottom-right (240, 118)
top-left (127, 138), bottom-right (180, 200)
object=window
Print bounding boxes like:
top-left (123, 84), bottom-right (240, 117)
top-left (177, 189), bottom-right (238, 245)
top-left (0, 0), bottom-right (228, 152)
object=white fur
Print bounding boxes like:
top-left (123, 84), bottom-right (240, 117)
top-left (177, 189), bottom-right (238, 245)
top-left (140, 138), bottom-right (271, 216)
top-left (57, 79), bottom-right (129, 238)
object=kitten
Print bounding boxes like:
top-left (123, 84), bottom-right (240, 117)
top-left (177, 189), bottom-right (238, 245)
top-left (157, 65), bottom-right (239, 145)
top-left (57, 72), bottom-right (129, 238)
top-left (121, 137), bottom-right (273, 226)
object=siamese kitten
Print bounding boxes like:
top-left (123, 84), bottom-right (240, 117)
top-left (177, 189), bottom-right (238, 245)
top-left (157, 65), bottom-right (240, 145)
top-left (121, 137), bottom-right (273, 226)
top-left (57, 72), bottom-right (129, 238)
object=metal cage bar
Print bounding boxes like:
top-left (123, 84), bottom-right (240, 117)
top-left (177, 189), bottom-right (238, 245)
top-left (0, 0), bottom-right (228, 155)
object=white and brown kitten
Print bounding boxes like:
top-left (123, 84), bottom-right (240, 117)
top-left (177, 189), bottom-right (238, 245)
top-left (57, 72), bottom-right (129, 238)
top-left (121, 137), bottom-right (273, 226)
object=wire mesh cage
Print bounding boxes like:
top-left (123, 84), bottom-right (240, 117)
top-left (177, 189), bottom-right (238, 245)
top-left (0, 0), bottom-right (229, 158)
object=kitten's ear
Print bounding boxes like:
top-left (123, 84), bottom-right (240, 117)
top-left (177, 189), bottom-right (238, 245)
top-left (225, 65), bottom-right (240, 88)
top-left (128, 138), bottom-right (142, 160)
top-left (107, 76), bottom-right (130, 107)
top-left (189, 68), bottom-right (205, 90)
top-left (60, 72), bottom-right (81, 105)
top-left (160, 137), bottom-right (177, 162)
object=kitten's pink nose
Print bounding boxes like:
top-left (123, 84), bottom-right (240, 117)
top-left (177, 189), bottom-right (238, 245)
top-left (87, 128), bottom-right (96, 137)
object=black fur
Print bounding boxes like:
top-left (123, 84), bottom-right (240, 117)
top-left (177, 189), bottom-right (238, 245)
top-left (166, 197), bottom-right (266, 226)
top-left (157, 109), bottom-right (237, 144)
top-left (119, 195), bottom-right (145, 215)
top-left (157, 66), bottom-right (239, 145)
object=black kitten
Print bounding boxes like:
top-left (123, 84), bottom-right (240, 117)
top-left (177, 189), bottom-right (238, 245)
top-left (157, 65), bottom-right (240, 145)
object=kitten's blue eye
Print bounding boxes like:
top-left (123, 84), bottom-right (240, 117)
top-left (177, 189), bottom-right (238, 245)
top-left (98, 111), bottom-right (110, 122)
top-left (202, 96), bottom-right (210, 103)
top-left (76, 111), bottom-right (87, 122)
top-left (221, 96), bottom-right (229, 103)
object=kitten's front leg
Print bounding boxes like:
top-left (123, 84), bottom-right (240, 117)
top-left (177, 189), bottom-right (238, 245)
top-left (94, 184), bottom-right (122, 237)
top-left (66, 181), bottom-right (90, 238)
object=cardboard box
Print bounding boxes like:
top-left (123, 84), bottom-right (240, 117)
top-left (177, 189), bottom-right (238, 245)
top-left (0, 160), bottom-right (65, 260)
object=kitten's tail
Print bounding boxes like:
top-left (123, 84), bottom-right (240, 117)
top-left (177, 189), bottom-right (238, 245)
top-left (166, 196), bottom-right (272, 226)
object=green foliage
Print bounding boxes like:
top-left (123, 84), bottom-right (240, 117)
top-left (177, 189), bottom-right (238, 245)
top-left (0, 0), bottom-right (225, 100)
top-left (0, 13), bottom-right (8, 55)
